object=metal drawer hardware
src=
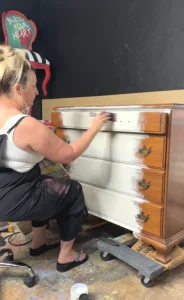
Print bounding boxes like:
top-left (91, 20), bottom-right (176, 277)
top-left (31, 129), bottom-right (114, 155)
top-left (89, 112), bottom-right (96, 117)
top-left (137, 178), bottom-right (151, 190)
top-left (138, 145), bottom-right (152, 157)
top-left (137, 211), bottom-right (150, 223)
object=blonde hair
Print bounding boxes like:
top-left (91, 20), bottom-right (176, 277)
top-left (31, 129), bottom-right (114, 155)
top-left (0, 44), bottom-right (33, 95)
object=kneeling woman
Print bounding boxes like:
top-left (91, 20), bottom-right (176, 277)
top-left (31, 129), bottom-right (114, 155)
top-left (0, 45), bottom-right (110, 272)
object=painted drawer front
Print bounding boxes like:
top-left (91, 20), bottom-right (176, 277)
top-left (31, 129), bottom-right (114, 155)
top-left (52, 110), bottom-right (167, 134)
top-left (64, 130), bottom-right (166, 169)
top-left (82, 183), bottom-right (163, 237)
top-left (69, 157), bottom-right (165, 203)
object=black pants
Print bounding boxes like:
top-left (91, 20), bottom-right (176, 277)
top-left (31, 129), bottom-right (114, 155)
top-left (32, 180), bottom-right (85, 241)
top-left (0, 164), bottom-right (86, 242)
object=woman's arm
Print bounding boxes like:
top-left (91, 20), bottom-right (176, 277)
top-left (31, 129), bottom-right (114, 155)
top-left (14, 111), bottom-right (110, 164)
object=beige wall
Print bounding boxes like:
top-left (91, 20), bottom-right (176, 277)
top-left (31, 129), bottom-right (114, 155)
top-left (42, 90), bottom-right (184, 120)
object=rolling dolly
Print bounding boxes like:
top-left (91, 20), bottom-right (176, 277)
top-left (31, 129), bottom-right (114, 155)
top-left (97, 233), bottom-right (184, 287)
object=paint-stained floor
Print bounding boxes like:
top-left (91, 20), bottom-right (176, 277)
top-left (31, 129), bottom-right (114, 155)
top-left (0, 221), bottom-right (184, 300)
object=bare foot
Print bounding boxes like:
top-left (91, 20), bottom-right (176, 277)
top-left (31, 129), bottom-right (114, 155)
top-left (58, 249), bottom-right (86, 264)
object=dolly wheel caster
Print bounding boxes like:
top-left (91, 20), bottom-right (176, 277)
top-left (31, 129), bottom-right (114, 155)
top-left (23, 276), bottom-right (36, 288)
top-left (141, 276), bottom-right (153, 288)
top-left (100, 251), bottom-right (113, 261)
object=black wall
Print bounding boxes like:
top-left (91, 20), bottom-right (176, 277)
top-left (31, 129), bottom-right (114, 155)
top-left (1, 0), bottom-right (184, 101)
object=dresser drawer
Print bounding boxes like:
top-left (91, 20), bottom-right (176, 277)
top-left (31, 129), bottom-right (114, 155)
top-left (82, 183), bottom-right (163, 237)
top-left (64, 130), bottom-right (166, 169)
top-left (139, 202), bottom-right (163, 237)
top-left (69, 157), bottom-right (165, 203)
top-left (52, 109), bottom-right (167, 134)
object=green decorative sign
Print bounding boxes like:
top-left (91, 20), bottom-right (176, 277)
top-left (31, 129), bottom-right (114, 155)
top-left (2, 10), bottom-right (37, 50)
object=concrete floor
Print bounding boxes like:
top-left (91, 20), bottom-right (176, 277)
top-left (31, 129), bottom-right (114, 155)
top-left (0, 221), bottom-right (184, 300)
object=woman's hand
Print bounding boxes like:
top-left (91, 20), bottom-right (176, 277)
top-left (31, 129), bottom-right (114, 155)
top-left (90, 111), bottom-right (111, 132)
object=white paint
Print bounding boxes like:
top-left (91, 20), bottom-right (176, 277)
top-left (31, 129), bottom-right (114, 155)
top-left (58, 110), bottom-right (154, 132)
top-left (56, 105), bottom-right (171, 113)
top-left (82, 183), bottom-right (146, 234)
top-left (65, 129), bottom-right (164, 168)
top-left (69, 156), bottom-right (163, 201)
top-left (65, 130), bottom-right (147, 162)
top-left (70, 283), bottom-right (88, 300)
top-left (57, 106), bottom-right (171, 132)
top-left (56, 106), bottom-right (169, 235)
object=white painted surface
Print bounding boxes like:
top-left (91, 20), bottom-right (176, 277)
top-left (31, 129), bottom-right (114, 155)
top-left (56, 105), bottom-right (171, 113)
top-left (56, 106), bottom-right (171, 133)
top-left (82, 183), bottom-right (146, 234)
top-left (59, 110), bottom-right (159, 133)
top-left (65, 129), bottom-right (164, 168)
top-left (69, 156), bottom-right (163, 201)
top-left (65, 130), bottom-right (147, 162)
top-left (58, 106), bottom-right (168, 233)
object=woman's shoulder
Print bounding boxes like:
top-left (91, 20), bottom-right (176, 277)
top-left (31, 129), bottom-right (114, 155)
top-left (0, 113), bottom-right (27, 132)
top-left (16, 115), bottom-right (48, 135)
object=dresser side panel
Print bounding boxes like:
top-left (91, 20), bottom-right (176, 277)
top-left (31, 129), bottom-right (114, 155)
top-left (166, 106), bottom-right (184, 237)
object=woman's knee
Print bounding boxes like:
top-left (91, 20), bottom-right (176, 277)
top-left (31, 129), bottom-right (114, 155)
top-left (68, 180), bottom-right (85, 213)
top-left (70, 180), bottom-right (83, 199)
top-left (72, 180), bottom-right (82, 192)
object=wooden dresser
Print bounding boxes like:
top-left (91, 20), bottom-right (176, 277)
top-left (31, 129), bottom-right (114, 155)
top-left (51, 104), bottom-right (184, 264)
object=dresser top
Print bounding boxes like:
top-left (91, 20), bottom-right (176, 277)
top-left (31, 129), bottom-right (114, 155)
top-left (53, 103), bottom-right (184, 112)
top-left (52, 90), bottom-right (184, 111)
top-left (43, 90), bottom-right (184, 120)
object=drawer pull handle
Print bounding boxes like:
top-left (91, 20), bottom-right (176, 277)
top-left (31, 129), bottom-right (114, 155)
top-left (90, 112), bottom-right (96, 117)
top-left (138, 179), bottom-right (151, 190)
top-left (137, 211), bottom-right (150, 223)
top-left (138, 146), bottom-right (152, 157)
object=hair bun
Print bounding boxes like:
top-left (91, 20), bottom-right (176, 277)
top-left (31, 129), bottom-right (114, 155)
top-left (0, 44), bottom-right (32, 97)
top-left (0, 48), bottom-right (5, 62)
top-left (0, 45), bottom-right (15, 62)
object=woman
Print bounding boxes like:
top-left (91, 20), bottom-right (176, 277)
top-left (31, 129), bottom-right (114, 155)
top-left (0, 45), bottom-right (110, 272)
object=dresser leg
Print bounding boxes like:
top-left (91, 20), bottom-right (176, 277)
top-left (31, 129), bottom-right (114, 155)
top-left (155, 248), bottom-right (172, 264)
top-left (137, 234), bottom-right (175, 264)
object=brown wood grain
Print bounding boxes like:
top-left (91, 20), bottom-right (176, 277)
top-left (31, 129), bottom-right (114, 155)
top-left (51, 111), bottom-right (63, 127)
top-left (165, 107), bottom-right (184, 238)
top-left (51, 110), bottom-right (168, 134)
top-left (136, 168), bottom-right (165, 204)
top-left (54, 128), bottom-right (66, 140)
top-left (50, 102), bottom-right (184, 264)
top-left (135, 136), bottom-right (166, 169)
top-left (56, 129), bottom-right (166, 169)
top-left (139, 112), bottom-right (167, 134)
top-left (140, 202), bottom-right (163, 237)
